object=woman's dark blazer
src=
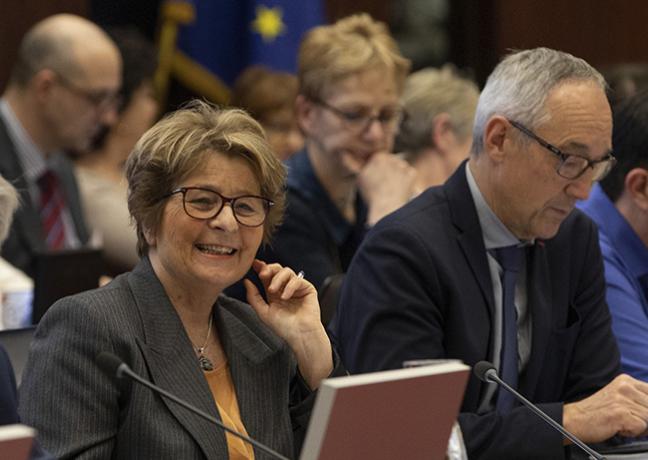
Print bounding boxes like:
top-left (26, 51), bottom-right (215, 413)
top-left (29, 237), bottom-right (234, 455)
top-left (19, 257), bottom-right (340, 459)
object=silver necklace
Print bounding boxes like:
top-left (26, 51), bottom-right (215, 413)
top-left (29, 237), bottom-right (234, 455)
top-left (195, 313), bottom-right (214, 371)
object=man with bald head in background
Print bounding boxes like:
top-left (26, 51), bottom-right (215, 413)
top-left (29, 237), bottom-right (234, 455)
top-left (0, 14), bottom-right (122, 276)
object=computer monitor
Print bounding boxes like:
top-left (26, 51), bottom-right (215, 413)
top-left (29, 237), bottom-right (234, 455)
top-left (32, 248), bottom-right (106, 323)
top-left (300, 361), bottom-right (470, 460)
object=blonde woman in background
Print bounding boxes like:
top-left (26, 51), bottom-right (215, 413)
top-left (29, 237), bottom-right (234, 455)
top-left (247, 14), bottom-right (417, 294)
top-left (0, 176), bottom-right (33, 329)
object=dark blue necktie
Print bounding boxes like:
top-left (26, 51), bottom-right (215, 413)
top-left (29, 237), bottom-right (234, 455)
top-left (494, 245), bottom-right (524, 414)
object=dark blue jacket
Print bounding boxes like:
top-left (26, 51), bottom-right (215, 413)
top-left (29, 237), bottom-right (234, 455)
top-left (332, 163), bottom-right (620, 460)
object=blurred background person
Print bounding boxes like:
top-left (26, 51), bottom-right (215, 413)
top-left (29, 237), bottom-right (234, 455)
top-left (601, 62), bottom-right (648, 107)
top-left (0, 177), bottom-right (19, 245)
top-left (0, 174), bottom-right (53, 459)
top-left (578, 89), bottom-right (648, 382)
top-left (241, 13), bottom-right (416, 296)
top-left (0, 14), bottom-right (122, 277)
top-left (0, 158), bottom-right (32, 328)
top-left (396, 65), bottom-right (479, 193)
top-left (19, 101), bottom-right (342, 459)
top-left (230, 65), bottom-right (303, 161)
top-left (74, 26), bottom-right (159, 274)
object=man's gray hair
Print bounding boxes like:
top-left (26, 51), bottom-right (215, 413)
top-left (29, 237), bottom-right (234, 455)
top-left (397, 65), bottom-right (479, 158)
top-left (471, 47), bottom-right (606, 154)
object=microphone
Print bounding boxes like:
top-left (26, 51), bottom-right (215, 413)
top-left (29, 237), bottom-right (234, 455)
top-left (96, 352), bottom-right (289, 460)
top-left (473, 361), bottom-right (605, 460)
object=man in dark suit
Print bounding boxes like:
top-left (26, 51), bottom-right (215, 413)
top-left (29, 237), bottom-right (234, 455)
top-left (332, 47), bottom-right (648, 459)
top-left (0, 14), bottom-right (121, 276)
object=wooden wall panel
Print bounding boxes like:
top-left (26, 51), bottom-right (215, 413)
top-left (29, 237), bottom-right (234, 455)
top-left (494, 0), bottom-right (648, 69)
top-left (5, 1), bottom-right (646, 94)
top-left (450, 0), bottom-right (648, 85)
top-left (0, 0), bottom-right (87, 92)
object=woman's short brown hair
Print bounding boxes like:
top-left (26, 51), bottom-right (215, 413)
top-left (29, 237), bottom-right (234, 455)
top-left (298, 13), bottom-right (411, 100)
top-left (230, 65), bottom-right (298, 124)
top-left (125, 100), bottom-right (286, 256)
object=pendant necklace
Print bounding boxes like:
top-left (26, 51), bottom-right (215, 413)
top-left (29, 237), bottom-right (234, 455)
top-left (195, 313), bottom-right (214, 371)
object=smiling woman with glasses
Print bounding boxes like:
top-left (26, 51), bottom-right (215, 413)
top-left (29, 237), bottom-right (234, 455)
top-left (19, 100), bottom-right (343, 459)
top-left (509, 119), bottom-right (616, 181)
top-left (164, 186), bottom-right (274, 227)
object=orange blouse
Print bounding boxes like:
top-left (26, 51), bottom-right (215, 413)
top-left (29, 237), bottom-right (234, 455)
top-left (204, 362), bottom-right (255, 460)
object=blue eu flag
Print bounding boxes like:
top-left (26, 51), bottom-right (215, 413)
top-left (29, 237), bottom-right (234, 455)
top-left (170, 0), bottom-right (324, 100)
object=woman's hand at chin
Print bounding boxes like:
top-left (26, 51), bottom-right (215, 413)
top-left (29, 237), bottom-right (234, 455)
top-left (244, 259), bottom-right (333, 389)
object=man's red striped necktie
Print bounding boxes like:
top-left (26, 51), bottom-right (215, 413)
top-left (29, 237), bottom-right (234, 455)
top-left (37, 170), bottom-right (67, 250)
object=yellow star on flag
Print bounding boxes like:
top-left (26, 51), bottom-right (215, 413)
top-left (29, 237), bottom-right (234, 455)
top-left (251, 5), bottom-right (286, 42)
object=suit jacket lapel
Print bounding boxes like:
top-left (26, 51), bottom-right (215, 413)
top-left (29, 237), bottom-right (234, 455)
top-left (445, 162), bottom-right (496, 317)
top-left (215, 298), bottom-right (284, 446)
top-left (14, 184), bottom-right (46, 253)
top-left (521, 242), bottom-right (552, 397)
top-left (127, 258), bottom-right (227, 458)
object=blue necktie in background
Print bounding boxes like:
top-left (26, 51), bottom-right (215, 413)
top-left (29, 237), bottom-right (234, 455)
top-left (494, 245), bottom-right (524, 414)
